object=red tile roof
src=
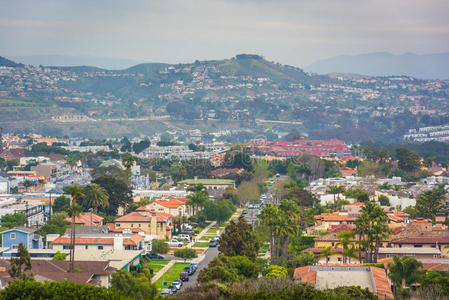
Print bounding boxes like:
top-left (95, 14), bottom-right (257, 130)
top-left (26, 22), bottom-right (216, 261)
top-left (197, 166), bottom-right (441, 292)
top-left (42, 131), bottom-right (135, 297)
top-left (64, 212), bottom-right (104, 226)
top-left (51, 233), bottom-right (144, 246)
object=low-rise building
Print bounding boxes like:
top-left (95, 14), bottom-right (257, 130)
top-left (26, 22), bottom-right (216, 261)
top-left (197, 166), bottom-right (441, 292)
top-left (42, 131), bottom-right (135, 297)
top-left (145, 198), bottom-right (191, 217)
top-left (0, 227), bottom-right (43, 256)
top-left (114, 210), bottom-right (172, 240)
top-left (178, 178), bottom-right (234, 198)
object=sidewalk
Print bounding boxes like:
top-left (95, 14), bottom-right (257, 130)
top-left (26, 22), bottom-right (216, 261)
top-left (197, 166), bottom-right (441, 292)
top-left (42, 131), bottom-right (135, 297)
top-left (151, 221), bottom-right (217, 283)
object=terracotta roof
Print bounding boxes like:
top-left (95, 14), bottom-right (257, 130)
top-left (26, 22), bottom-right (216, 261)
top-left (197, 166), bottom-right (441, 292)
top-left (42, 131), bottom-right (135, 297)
top-left (327, 224), bottom-right (356, 233)
top-left (114, 211), bottom-right (151, 222)
top-left (51, 233), bottom-right (143, 246)
top-left (106, 223), bottom-right (143, 233)
top-left (153, 199), bottom-right (186, 209)
top-left (370, 266), bottom-right (394, 300)
top-left (391, 236), bottom-right (449, 244)
top-left (64, 212), bottom-right (104, 226)
top-left (293, 266), bottom-right (316, 284)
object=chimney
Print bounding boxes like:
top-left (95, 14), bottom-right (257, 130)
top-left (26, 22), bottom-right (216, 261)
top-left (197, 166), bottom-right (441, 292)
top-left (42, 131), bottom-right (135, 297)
top-left (113, 234), bottom-right (123, 250)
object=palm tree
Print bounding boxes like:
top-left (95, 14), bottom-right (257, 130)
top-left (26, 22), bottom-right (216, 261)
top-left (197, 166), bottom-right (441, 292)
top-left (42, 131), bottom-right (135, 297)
top-left (22, 180), bottom-right (34, 193)
top-left (336, 230), bottom-right (355, 263)
top-left (278, 199), bottom-right (300, 266)
top-left (388, 256), bottom-right (423, 298)
top-left (186, 184), bottom-right (208, 219)
top-left (326, 185), bottom-right (345, 204)
top-left (84, 184), bottom-right (109, 214)
top-left (343, 246), bottom-right (358, 264)
top-left (261, 204), bottom-right (282, 265)
top-left (319, 246), bottom-right (336, 264)
top-left (122, 154), bottom-right (135, 171)
top-left (65, 154), bottom-right (78, 173)
top-left (64, 185), bottom-right (85, 272)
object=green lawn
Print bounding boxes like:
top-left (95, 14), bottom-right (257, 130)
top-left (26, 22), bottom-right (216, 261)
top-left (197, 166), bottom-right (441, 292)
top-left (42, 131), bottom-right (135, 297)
top-left (147, 260), bottom-right (170, 273)
top-left (193, 242), bottom-right (210, 247)
top-left (258, 244), bottom-right (270, 256)
top-left (207, 228), bottom-right (220, 234)
top-left (155, 263), bottom-right (190, 290)
top-left (199, 236), bottom-right (215, 241)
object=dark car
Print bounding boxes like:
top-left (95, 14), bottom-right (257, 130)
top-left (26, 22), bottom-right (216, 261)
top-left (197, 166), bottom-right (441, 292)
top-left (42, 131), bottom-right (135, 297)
top-left (183, 228), bottom-right (194, 234)
top-left (242, 210), bottom-right (248, 215)
top-left (209, 240), bottom-right (218, 247)
top-left (168, 284), bottom-right (177, 293)
top-left (148, 253), bottom-right (165, 259)
top-left (188, 263), bottom-right (197, 272)
top-left (184, 266), bottom-right (195, 275)
top-left (180, 272), bottom-right (189, 281)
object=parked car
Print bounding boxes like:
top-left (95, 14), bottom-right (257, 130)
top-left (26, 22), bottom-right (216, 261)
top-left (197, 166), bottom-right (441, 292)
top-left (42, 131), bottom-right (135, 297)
top-left (173, 279), bottom-right (183, 289)
top-left (148, 253), bottom-right (165, 259)
top-left (168, 283), bottom-right (178, 293)
top-left (183, 228), bottom-right (194, 234)
top-left (214, 235), bottom-right (220, 241)
top-left (184, 266), bottom-right (195, 275)
top-left (248, 204), bottom-right (254, 209)
top-left (166, 239), bottom-right (184, 247)
top-left (160, 289), bottom-right (172, 296)
top-left (188, 263), bottom-right (197, 272)
top-left (209, 240), bottom-right (218, 247)
top-left (242, 210), bottom-right (248, 215)
top-left (176, 234), bottom-right (190, 241)
top-left (180, 272), bottom-right (189, 281)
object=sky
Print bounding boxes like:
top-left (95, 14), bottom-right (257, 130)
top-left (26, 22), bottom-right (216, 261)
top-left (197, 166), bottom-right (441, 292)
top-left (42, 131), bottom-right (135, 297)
top-left (1, 0), bottom-right (448, 67)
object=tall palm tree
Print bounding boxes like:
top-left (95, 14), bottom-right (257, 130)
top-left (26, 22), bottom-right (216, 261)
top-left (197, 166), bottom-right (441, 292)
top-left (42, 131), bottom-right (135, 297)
top-left (278, 199), bottom-right (300, 266)
top-left (186, 184), bottom-right (208, 219)
top-left (84, 184), bottom-right (109, 214)
top-left (122, 154), bottom-right (135, 171)
top-left (64, 185), bottom-right (85, 272)
top-left (261, 204), bottom-right (282, 265)
top-left (388, 256), bottom-right (423, 298)
top-left (343, 246), bottom-right (358, 264)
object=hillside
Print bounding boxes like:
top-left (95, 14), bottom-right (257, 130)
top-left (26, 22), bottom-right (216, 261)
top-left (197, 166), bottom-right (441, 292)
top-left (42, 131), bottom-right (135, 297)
top-left (306, 52), bottom-right (449, 79)
top-left (0, 56), bottom-right (24, 68)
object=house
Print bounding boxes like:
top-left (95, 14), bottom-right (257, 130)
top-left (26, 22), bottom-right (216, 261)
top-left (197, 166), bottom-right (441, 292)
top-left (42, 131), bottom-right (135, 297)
top-left (64, 212), bottom-right (104, 226)
top-left (51, 233), bottom-right (145, 251)
top-left (0, 227), bottom-right (43, 255)
top-left (0, 259), bottom-right (116, 287)
top-left (0, 148), bottom-right (25, 161)
top-left (294, 265), bottom-right (393, 300)
top-left (178, 178), bottom-right (235, 198)
top-left (114, 210), bottom-right (172, 240)
top-left (377, 247), bottom-right (441, 259)
top-left (303, 247), bottom-right (347, 263)
top-left (0, 177), bottom-right (9, 194)
top-left (145, 198), bottom-right (191, 217)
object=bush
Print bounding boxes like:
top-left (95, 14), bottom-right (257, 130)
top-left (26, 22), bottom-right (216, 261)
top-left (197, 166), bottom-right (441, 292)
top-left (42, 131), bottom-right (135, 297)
top-left (53, 251), bottom-right (67, 261)
top-left (174, 248), bottom-right (198, 261)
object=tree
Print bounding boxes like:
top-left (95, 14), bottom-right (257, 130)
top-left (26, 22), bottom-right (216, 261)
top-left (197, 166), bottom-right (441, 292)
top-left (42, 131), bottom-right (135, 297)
top-left (64, 185), bottom-right (85, 272)
top-left (336, 230), bottom-right (355, 264)
top-left (22, 180), bottom-right (34, 192)
top-left (122, 154), bottom-right (135, 171)
top-left (237, 181), bottom-right (260, 206)
top-left (396, 148), bottom-right (421, 172)
top-left (36, 212), bottom-right (70, 237)
top-left (186, 184), bottom-right (209, 220)
top-left (261, 204), bottom-right (282, 265)
top-left (120, 137), bottom-right (132, 153)
top-left (219, 215), bottom-right (259, 260)
top-left (132, 139), bottom-right (150, 154)
top-left (388, 256), bottom-right (423, 298)
top-left (151, 239), bottom-right (169, 254)
top-left (8, 243), bottom-right (32, 280)
top-left (0, 213), bottom-right (26, 228)
top-left (283, 186), bottom-right (317, 207)
top-left (197, 255), bottom-right (259, 284)
top-left (174, 248), bottom-right (198, 262)
top-left (415, 185), bottom-right (446, 220)
top-left (52, 196), bottom-right (71, 213)
top-left (355, 201), bottom-right (391, 263)
top-left (378, 195), bottom-right (390, 206)
top-left (92, 175), bottom-right (133, 215)
top-left (326, 185), bottom-right (346, 203)
top-left (83, 184), bottom-right (109, 213)
top-left (264, 265), bottom-right (288, 279)
top-left (0, 280), bottom-right (124, 299)
top-left (344, 187), bottom-right (369, 202)
top-left (111, 269), bottom-right (157, 300)
top-left (53, 251), bottom-right (67, 260)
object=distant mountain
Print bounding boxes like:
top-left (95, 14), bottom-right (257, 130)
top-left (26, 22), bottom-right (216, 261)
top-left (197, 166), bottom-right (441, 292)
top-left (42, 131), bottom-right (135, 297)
top-left (305, 52), bottom-right (449, 79)
top-left (7, 55), bottom-right (142, 70)
top-left (0, 56), bottom-right (24, 67)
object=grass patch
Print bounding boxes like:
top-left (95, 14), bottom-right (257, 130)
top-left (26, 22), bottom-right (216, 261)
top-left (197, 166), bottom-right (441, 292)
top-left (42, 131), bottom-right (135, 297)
top-left (207, 228), bottom-right (220, 234)
top-left (199, 236), bottom-right (215, 241)
top-left (155, 263), bottom-right (190, 290)
top-left (147, 260), bottom-right (170, 273)
top-left (193, 242), bottom-right (210, 247)
top-left (258, 244), bottom-right (270, 256)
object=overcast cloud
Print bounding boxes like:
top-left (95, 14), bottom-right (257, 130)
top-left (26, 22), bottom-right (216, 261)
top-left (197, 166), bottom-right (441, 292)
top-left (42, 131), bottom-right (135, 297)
top-left (0, 0), bottom-right (448, 66)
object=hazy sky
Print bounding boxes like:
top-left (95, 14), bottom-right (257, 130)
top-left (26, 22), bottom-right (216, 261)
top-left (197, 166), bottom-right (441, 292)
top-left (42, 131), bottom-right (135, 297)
top-left (1, 0), bottom-right (448, 66)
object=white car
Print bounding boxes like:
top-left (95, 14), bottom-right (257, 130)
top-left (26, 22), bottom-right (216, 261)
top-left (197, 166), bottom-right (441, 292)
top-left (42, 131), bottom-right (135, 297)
top-left (176, 234), bottom-right (190, 241)
top-left (166, 239), bottom-right (184, 247)
top-left (214, 235), bottom-right (220, 241)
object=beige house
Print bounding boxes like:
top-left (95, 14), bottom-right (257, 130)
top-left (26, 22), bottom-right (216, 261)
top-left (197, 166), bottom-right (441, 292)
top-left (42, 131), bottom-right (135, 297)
top-left (145, 198), bottom-right (191, 218)
top-left (114, 210), bottom-right (172, 240)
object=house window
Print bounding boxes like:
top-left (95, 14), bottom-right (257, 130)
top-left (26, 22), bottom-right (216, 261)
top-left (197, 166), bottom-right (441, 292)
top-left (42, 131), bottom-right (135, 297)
top-left (131, 224), bottom-right (134, 227)
top-left (63, 245), bottom-right (70, 250)
top-left (116, 224), bottom-right (121, 227)
top-left (138, 224), bottom-right (141, 227)
top-left (12, 244), bottom-right (18, 249)
top-left (98, 246), bottom-right (103, 250)
top-left (10, 233), bottom-right (16, 240)
top-left (414, 244), bottom-right (423, 248)
top-left (331, 242), bottom-right (335, 246)
top-left (85, 245), bottom-right (88, 249)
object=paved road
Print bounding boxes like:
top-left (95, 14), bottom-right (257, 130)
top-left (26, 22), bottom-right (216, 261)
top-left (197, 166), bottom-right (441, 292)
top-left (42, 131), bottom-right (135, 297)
top-left (179, 245), bottom-right (219, 291)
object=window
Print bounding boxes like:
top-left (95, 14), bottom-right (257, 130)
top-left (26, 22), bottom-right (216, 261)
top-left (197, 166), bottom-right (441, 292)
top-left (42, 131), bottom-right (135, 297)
top-left (98, 246), bottom-right (103, 250)
top-left (12, 244), bottom-right (18, 249)
top-left (85, 245), bottom-right (88, 249)
top-left (138, 224), bottom-right (141, 227)
top-left (131, 224), bottom-right (134, 227)
top-left (116, 223), bottom-right (120, 227)
top-left (63, 245), bottom-right (70, 250)
top-left (414, 244), bottom-right (423, 248)
top-left (331, 242), bottom-right (335, 246)
top-left (10, 233), bottom-right (16, 240)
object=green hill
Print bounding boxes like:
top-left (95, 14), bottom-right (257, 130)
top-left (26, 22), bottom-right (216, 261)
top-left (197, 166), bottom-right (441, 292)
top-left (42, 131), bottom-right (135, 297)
top-left (0, 56), bottom-right (24, 67)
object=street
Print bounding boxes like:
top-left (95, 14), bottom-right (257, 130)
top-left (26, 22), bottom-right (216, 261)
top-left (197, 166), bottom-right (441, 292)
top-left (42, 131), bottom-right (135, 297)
top-left (179, 243), bottom-right (219, 290)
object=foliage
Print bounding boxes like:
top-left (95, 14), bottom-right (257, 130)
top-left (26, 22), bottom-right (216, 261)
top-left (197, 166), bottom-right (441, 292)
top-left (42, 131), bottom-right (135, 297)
top-left (415, 184), bottom-right (446, 220)
top-left (151, 239), bottom-right (170, 254)
top-left (264, 265), bottom-right (288, 279)
top-left (355, 201), bottom-right (391, 263)
top-left (291, 252), bottom-right (318, 268)
top-left (36, 212), bottom-right (70, 237)
top-left (53, 251), bottom-right (67, 260)
top-left (202, 199), bottom-right (235, 224)
top-left (92, 175), bottom-right (133, 215)
top-left (197, 255), bottom-right (259, 284)
top-left (52, 195), bottom-right (71, 213)
top-left (282, 186), bottom-right (317, 207)
top-left (0, 212), bottom-right (26, 228)
top-left (111, 269), bottom-right (157, 300)
top-left (396, 148), bottom-right (421, 173)
top-left (378, 195), bottom-right (390, 206)
top-left (224, 151), bottom-right (253, 172)
top-left (237, 181), bottom-right (261, 205)
top-left (174, 248), bottom-right (198, 261)
top-left (132, 139), bottom-right (150, 154)
top-left (82, 183), bottom-right (109, 213)
top-left (8, 243), bottom-right (32, 280)
top-left (344, 187), bottom-right (369, 202)
top-left (219, 215), bottom-right (259, 260)
top-left (420, 270), bottom-right (449, 296)
top-left (388, 256), bottom-right (423, 297)
top-left (0, 280), bottom-right (124, 299)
